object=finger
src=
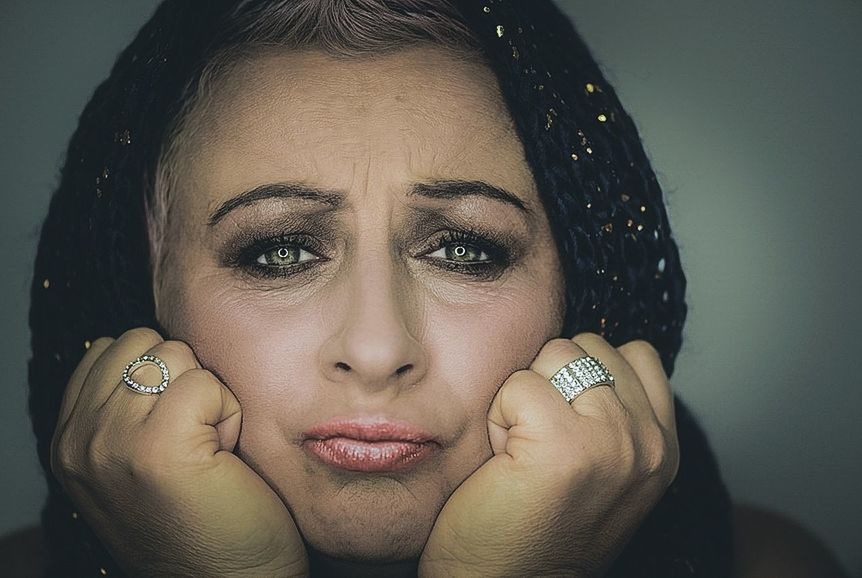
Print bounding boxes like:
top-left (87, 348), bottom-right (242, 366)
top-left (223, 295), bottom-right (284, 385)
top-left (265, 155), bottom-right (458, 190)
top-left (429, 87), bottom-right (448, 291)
top-left (529, 337), bottom-right (623, 417)
top-left (74, 327), bottom-right (165, 414)
top-left (56, 336), bottom-right (114, 432)
top-left (102, 338), bottom-right (202, 423)
top-left (571, 333), bottom-right (657, 423)
top-left (146, 367), bottom-right (243, 453)
top-left (617, 340), bottom-right (675, 434)
top-left (51, 337), bottom-right (115, 482)
top-left (486, 368), bottom-right (574, 459)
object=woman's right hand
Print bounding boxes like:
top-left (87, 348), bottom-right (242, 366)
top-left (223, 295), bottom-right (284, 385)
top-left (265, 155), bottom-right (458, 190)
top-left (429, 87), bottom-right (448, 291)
top-left (50, 327), bottom-right (309, 577)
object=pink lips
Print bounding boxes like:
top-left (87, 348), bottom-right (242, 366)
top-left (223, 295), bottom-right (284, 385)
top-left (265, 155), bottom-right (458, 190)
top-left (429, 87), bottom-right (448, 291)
top-left (303, 418), bottom-right (438, 472)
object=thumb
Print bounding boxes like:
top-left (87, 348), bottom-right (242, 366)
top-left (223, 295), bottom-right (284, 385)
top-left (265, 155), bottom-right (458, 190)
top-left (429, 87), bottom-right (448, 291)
top-left (214, 391), bottom-right (242, 453)
top-left (486, 369), bottom-right (573, 461)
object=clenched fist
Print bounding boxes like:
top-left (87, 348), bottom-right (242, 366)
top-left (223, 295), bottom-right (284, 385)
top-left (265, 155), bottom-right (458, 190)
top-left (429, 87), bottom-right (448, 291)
top-left (419, 333), bottom-right (679, 577)
top-left (50, 327), bottom-right (309, 577)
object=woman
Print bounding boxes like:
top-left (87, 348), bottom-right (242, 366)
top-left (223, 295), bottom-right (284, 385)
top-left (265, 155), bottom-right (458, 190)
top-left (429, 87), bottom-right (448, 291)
top-left (22, 0), bottom-right (845, 576)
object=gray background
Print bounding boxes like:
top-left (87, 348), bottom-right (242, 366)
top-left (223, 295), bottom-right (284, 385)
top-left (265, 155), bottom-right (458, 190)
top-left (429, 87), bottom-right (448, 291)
top-left (2, 0), bottom-right (860, 573)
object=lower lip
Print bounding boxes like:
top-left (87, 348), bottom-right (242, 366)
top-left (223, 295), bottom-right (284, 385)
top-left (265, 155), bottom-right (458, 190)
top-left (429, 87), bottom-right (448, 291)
top-left (304, 437), bottom-right (436, 472)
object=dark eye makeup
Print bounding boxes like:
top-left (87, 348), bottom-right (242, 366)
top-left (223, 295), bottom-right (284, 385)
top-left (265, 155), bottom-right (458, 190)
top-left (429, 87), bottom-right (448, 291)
top-left (222, 226), bottom-right (514, 282)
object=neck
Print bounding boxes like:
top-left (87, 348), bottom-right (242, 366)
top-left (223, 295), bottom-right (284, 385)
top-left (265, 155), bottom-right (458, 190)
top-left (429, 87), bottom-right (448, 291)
top-left (307, 546), bottom-right (419, 578)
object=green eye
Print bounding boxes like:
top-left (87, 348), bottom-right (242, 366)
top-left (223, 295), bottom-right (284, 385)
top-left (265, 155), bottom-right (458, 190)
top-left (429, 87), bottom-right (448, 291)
top-left (426, 243), bottom-right (491, 263)
top-left (233, 228), bottom-right (511, 282)
top-left (416, 228), bottom-right (511, 281)
top-left (256, 246), bottom-right (317, 267)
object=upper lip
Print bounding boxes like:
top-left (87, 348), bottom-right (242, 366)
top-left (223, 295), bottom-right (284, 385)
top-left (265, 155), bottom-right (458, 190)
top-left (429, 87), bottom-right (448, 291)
top-left (305, 417), bottom-right (436, 444)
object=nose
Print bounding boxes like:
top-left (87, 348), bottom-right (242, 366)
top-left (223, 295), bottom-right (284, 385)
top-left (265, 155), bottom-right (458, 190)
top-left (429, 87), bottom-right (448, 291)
top-left (319, 257), bottom-right (427, 399)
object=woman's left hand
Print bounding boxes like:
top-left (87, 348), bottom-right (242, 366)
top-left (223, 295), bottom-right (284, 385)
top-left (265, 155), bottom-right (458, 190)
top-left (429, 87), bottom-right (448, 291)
top-left (417, 333), bottom-right (680, 577)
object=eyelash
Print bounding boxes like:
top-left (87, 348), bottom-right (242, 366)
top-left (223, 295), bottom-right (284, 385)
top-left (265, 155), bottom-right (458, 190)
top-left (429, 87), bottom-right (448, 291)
top-left (230, 228), bottom-right (511, 281)
top-left (420, 228), bottom-right (510, 280)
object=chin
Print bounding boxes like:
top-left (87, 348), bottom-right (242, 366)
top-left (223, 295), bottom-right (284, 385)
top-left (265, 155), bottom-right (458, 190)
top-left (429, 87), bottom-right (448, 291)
top-left (296, 475), bottom-right (443, 562)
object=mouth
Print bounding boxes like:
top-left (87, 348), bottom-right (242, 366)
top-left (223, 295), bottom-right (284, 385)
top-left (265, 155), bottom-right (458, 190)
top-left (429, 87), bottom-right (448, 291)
top-left (303, 418), bottom-right (439, 472)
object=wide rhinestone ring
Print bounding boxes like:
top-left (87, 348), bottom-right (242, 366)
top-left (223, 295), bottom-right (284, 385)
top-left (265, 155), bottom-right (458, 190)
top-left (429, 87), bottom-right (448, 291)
top-left (122, 354), bottom-right (170, 395)
top-left (549, 355), bottom-right (615, 403)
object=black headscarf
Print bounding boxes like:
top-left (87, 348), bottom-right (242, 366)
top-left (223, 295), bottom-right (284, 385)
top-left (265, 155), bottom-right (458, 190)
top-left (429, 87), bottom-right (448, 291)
top-left (28, 0), bottom-right (733, 575)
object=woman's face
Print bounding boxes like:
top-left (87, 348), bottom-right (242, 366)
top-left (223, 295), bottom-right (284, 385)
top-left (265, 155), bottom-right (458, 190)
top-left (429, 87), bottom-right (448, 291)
top-left (155, 46), bottom-right (565, 562)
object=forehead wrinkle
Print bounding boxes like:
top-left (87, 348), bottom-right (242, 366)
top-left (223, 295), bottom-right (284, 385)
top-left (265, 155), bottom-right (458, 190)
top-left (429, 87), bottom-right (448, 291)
top-left (395, 74), bottom-right (521, 182)
top-left (171, 46), bottom-right (533, 222)
top-left (185, 46), bottom-right (511, 155)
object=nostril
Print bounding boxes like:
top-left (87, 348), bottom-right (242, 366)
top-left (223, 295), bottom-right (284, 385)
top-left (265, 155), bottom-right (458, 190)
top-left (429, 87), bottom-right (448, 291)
top-left (396, 364), bottom-right (412, 376)
top-left (335, 361), bottom-right (351, 371)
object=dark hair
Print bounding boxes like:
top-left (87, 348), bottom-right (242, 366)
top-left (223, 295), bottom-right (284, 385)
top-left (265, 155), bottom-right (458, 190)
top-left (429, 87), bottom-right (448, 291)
top-left (28, 1), bottom-right (732, 575)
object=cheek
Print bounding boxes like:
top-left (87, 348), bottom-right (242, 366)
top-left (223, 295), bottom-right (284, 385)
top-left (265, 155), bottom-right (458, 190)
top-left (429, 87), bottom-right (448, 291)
top-left (163, 278), bottom-right (324, 419)
top-left (427, 291), bottom-right (562, 416)
top-left (167, 285), bottom-right (554, 415)
top-left (159, 261), bottom-right (564, 479)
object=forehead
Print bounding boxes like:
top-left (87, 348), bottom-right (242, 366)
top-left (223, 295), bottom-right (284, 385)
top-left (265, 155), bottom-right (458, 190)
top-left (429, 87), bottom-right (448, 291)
top-left (172, 45), bottom-right (538, 213)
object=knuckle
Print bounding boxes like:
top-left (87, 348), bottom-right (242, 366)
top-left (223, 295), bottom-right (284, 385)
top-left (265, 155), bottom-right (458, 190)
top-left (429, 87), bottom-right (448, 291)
top-left (158, 339), bottom-right (195, 361)
top-left (643, 446), bottom-right (666, 478)
top-left (499, 369), bottom-right (535, 402)
top-left (580, 391), bottom-right (627, 425)
top-left (85, 430), bottom-right (115, 469)
top-left (122, 326), bottom-right (164, 346)
top-left (602, 390), bottom-right (628, 417)
top-left (182, 367), bottom-right (219, 389)
top-left (540, 338), bottom-right (578, 359)
top-left (52, 430), bottom-right (80, 480)
top-left (507, 368), bottom-right (549, 392)
top-left (619, 339), bottom-right (660, 364)
top-left (172, 367), bottom-right (227, 403)
top-left (574, 419), bottom-right (635, 480)
top-left (91, 336), bottom-right (114, 349)
top-left (641, 431), bottom-right (677, 483)
top-left (616, 430), bottom-right (639, 473)
top-left (504, 368), bottom-right (536, 385)
top-left (571, 331), bottom-right (605, 349)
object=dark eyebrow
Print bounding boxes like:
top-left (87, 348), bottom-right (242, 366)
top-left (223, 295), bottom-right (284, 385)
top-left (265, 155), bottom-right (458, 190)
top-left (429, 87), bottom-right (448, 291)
top-left (207, 183), bottom-right (343, 227)
top-left (406, 180), bottom-right (532, 216)
top-left (207, 179), bottom-right (532, 227)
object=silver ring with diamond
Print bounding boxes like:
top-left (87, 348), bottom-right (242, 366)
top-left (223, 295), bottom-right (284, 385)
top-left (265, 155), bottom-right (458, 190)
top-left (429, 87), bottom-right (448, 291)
top-left (549, 355), bottom-right (615, 403)
top-left (122, 354), bottom-right (171, 395)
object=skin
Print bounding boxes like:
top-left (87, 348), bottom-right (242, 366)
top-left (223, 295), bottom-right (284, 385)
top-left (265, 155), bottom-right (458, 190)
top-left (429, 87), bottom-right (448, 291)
top-left (153, 45), bottom-right (567, 569)
top-left (43, 41), bottom-right (848, 578)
